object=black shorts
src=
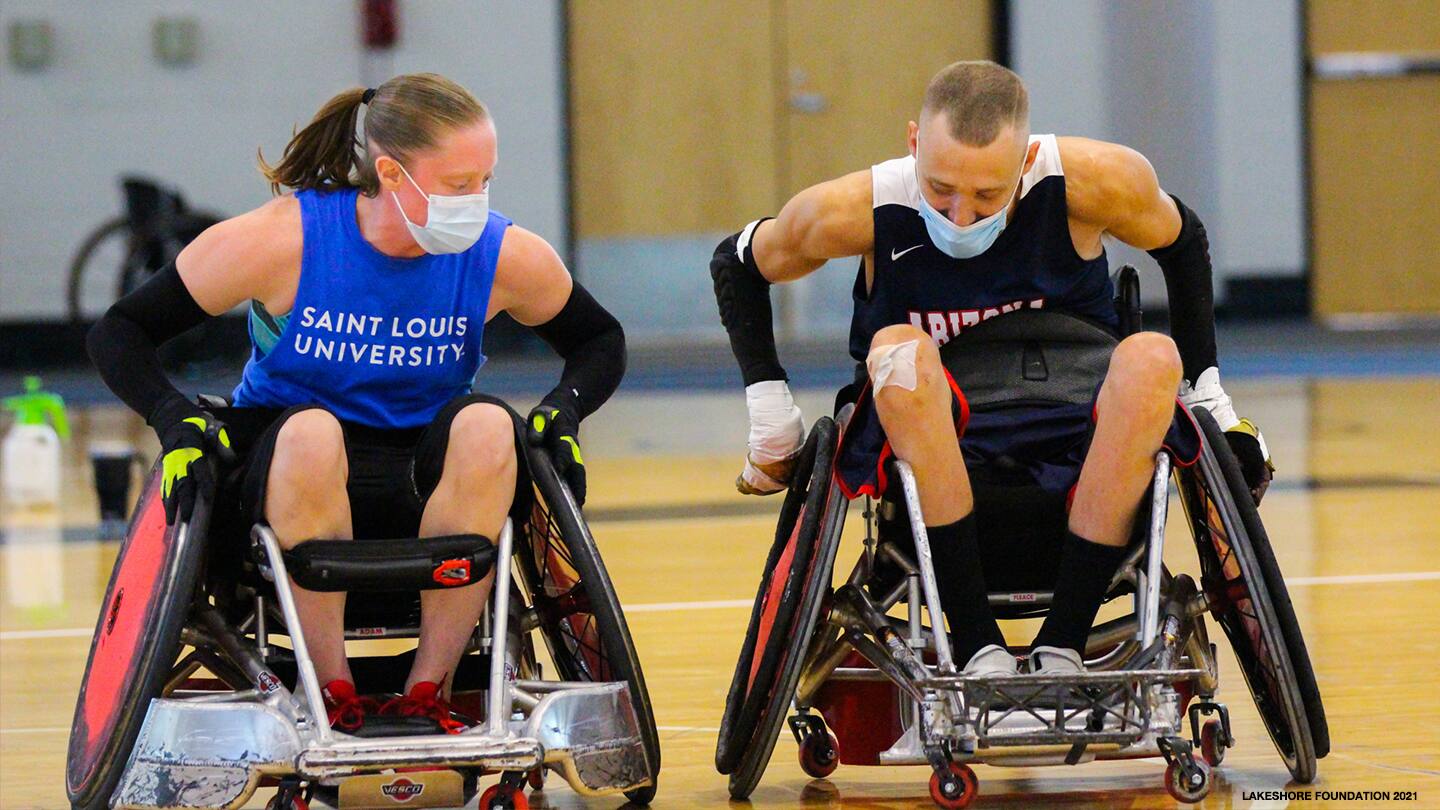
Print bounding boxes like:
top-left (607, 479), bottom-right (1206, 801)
top-left (212, 393), bottom-right (531, 541)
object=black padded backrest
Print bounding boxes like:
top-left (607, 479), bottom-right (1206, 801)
top-left (938, 310), bottom-right (1118, 412)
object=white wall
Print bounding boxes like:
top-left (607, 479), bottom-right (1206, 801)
top-left (1013, 0), bottom-right (1306, 303)
top-left (0, 0), bottom-right (566, 321)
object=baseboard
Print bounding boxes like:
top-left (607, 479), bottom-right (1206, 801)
top-left (1222, 276), bottom-right (1309, 318)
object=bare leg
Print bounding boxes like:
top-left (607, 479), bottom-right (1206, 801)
top-left (1069, 332), bottom-right (1184, 545)
top-left (265, 409), bottom-right (353, 686)
top-left (869, 324), bottom-right (973, 523)
top-left (407, 403), bottom-right (514, 693)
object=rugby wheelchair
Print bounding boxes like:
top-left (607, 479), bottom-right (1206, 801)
top-left (716, 268), bottom-right (1329, 807)
top-left (65, 411), bottom-right (659, 810)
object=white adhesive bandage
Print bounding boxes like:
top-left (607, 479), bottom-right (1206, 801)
top-left (1178, 366), bottom-right (1240, 430)
top-left (866, 339), bottom-right (920, 393)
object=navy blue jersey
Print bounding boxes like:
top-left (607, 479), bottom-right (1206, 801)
top-left (848, 135), bottom-right (1117, 362)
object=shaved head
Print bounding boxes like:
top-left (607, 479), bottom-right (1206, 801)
top-left (922, 60), bottom-right (1029, 147)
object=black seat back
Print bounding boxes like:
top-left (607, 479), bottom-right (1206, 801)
top-left (938, 309), bottom-right (1118, 413)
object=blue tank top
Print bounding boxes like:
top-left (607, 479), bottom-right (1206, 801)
top-left (232, 188), bottom-right (510, 429)
top-left (849, 135), bottom-right (1117, 361)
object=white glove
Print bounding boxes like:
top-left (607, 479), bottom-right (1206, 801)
top-left (1179, 366), bottom-right (1270, 460)
top-left (738, 380), bottom-right (806, 495)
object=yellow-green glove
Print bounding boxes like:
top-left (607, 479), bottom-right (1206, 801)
top-left (527, 403), bottom-right (585, 505)
top-left (158, 413), bottom-right (232, 525)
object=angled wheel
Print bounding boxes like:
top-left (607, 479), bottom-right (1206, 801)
top-left (716, 417), bottom-right (846, 799)
top-left (517, 451), bottom-right (660, 804)
top-left (1178, 407), bottom-right (1329, 783)
top-left (66, 462), bottom-right (212, 810)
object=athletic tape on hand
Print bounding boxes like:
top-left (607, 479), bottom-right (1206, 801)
top-left (744, 380), bottom-right (805, 464)
top-left (739, 457), bottom-right (787, 494)
top-left (867, 339), bottom-right (920, 393)
top-left (1179, 366), bottom-right (1240, 430)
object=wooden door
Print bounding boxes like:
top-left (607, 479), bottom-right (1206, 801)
top-left (1307, 0), bottom-right (1440, 319)
top-left (779, 0), bottom-right (993, 193)
top-left (567, 0), bottom-right (781, 238)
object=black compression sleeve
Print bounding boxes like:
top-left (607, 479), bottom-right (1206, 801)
top-left (1147, 194), bottom-right (1218, 382)
top-left (711, 219), bottom-right (787, 386)
top-left (531, 280), bottom-right (626, 422)
top-left (86, 262), bottom-right (210, 429)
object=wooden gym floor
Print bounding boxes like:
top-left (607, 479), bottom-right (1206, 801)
top-left (2, 378), bottom-right (1437, 808)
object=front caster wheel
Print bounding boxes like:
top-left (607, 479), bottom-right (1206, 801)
top-left (1200, 718), bottom-right (1228, 767)
top-left (1165, 759), bottom-right (1212, 803)
top-left (928, 762), bottom-right (978, 809)
top-left (479, 783), bottom-right (529, 810)
top-left (798, 731), bottom-right (840, 779)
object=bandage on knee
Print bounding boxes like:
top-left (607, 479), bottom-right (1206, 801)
top-left (867, 339), bottom-right (920, 393)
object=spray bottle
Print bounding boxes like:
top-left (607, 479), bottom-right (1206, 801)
top-left (2, 376), bottom-right (70, 506)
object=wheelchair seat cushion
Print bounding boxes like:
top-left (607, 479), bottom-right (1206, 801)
top-left (836, 311), bottom-right (1202, 499)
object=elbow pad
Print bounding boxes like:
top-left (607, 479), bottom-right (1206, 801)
top-left (712, 218), bottom-right (787, 386)
top-left (1147, 195), bottom-right (1218, 383)
top-left (532, 280), bottom-right (626, 421)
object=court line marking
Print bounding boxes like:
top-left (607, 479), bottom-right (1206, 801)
top-left (0, 726), bottom-right (68, 734)
top-left (3, 571), bottom-right (1437, 642)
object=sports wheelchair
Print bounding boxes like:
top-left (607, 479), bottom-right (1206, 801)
top-left (716, 268), bottom-right (1329, 807)
top-left (65, 413), bottom-right (659, 810)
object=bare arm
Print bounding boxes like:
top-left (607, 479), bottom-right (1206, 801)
top-left (1062, 138), bottom-right (1182, 251)
top-left (489, 225), bottom-right (573, 326)
top-left (176, 195), bottom-right (303, 315)
top-left (751, 169), bottom-right (875, 282)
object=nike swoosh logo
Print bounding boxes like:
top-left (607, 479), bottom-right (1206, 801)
top-left (891, 244), bottom-right (924, 260)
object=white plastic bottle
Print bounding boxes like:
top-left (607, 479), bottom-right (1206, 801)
top-left (2, 377), bottom-right (68, 507)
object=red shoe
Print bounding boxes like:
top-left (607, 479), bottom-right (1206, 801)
top-left (379, 680), bottom-right (469, 733)
top-left (322, 679), bottom-right (378, 732)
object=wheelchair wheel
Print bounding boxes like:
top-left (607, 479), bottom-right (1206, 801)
top-left (716, 417), bottom-right (846, 799)
top-left (1179, 407), bottom-right (1329, 783)
top-left (66, 463), bottom-right (211, 810)
top-left (517, 450), bottom-right (660, 805)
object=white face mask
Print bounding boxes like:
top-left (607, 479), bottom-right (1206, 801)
top-left (391, 161), bottom-right (489, 255)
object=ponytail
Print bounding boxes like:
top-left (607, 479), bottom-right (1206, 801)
top-left (259, 74), bottom-right (488, 197)
top-left (258, 86), bottom-right (368, 196)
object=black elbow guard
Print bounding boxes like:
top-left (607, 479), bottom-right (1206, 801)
top-left (711, 218), bottom-right (787, 386)
top-left (532, 280), bottom-right (626, 421)
top-left (1147, 195), bottom-right (1218, 380)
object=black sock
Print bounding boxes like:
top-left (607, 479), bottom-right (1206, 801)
top-left (1031, 530), bottom-right (1130, 655)
top-left (928, 513), bottom-right (1006, 665)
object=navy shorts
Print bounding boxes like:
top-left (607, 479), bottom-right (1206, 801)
top-left (835, 367), bottom-right (1201, 503)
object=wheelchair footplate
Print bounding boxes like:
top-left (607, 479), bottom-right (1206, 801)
top-left (920, 667), bottom-right (1208, 757)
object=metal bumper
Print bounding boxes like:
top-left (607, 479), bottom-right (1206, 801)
top-left (113, 682), bottom-right (649, 810)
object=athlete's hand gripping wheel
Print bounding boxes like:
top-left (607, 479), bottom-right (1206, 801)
top-left (1180, 366), bottom-right (1273, 503)
top-left (527, 402), bottom-right (587, 505)
top-left (151, 395), bottom-right (235, 525)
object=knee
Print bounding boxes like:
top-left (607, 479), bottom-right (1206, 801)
top-left (1108, 333), bottom-right (1182, 402)
top-left (271, 408), bottom-right (346, 486)
top-left (443, 404), bottom-right (517, 480)
top-left (869, 325), bottom-right (943, 414)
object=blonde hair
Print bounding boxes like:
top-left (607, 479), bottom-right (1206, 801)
top-left (922, 61), bottom-right (1029, 147)
top-left (258, 72), bottom-right (489, 196)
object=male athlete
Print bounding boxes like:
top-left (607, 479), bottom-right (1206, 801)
top-left (709, 61), bottom-right (1273, 677)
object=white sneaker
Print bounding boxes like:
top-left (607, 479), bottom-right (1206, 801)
top-left (1028, 645), bottom-right (1085, 675)
top-left (962, 644), bottom-right (1018, 677)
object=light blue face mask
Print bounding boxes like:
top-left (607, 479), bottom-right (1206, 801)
top-left (914, 149), bottom-right (1024, 260)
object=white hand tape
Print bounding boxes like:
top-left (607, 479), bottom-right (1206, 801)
top-left (745, 380), bottom-right (805, 464)
top-left (1179, 366), bottom-right (1240, 430)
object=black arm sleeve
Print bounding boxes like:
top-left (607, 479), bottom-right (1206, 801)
top-left (531, 280), bottom-right (626, 422)
top-left (1147, 194), bottom-right (1218, 383)
top-left (710, 219), bottom-right (787, 386)
top-left (86, 262), bottom-right (210, 430)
